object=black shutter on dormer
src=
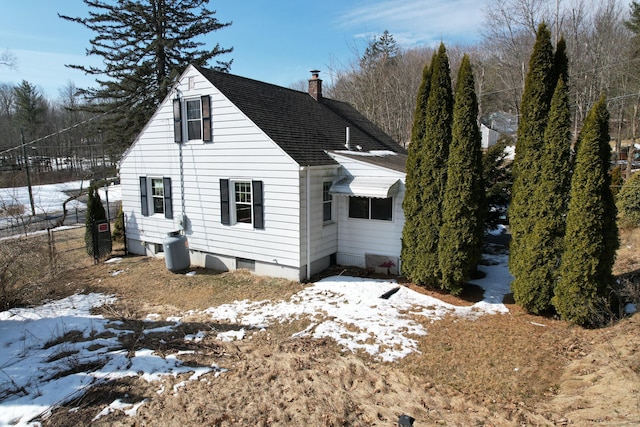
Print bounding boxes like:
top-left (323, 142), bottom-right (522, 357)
top-left (163, 177), bottom-right (173, 219)
top-left (252, 180), bottom-right (264, 229)
top-left (173, 98), bottom-right (183, 143)
top-left (139, 176), bottom-right (148, 216)
top-left (201, 95), bottom-right (212, 142)
top-left (220, 179), bottom-right (230, 225)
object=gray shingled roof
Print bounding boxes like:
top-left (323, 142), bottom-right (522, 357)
top-left (196, 66), bottom-right (407, 168)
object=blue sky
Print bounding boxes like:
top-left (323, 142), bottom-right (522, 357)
top-left (0, 0), bottom-right (485, 99)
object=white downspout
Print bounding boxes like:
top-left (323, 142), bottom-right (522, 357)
top-left (306, 167), bottom-right (311, 281)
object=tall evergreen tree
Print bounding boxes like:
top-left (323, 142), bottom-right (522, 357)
top-left (402, 54), bottom-right (434, 277)
top-left (402, 43), bottom-right (453, 286)
top-left (13, 80), bottom-right (46, 138)
top-left (515, 77), bottom-right (573, 313)
top-left (60, 0), bottom-right (233, 148)
top-left (625, 1), bottom-right (640, 57)
top-left (483, 137), bottom-right (513, 230)
top-left (85, 184), bottom-right (108, 258)
top-left (508, 23), bottom-right (558, 312)
top-left (553, 95), bottom-right (619, 326)
top-left (438, 55), bottom-right (485, 295)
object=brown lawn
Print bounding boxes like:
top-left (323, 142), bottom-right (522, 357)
top-left (8, 227), bottom-right (640, 426)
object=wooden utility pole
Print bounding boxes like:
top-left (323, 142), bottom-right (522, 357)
top-left (20, 128), bottom-right (36, 216)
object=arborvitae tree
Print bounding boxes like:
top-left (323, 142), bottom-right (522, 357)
top-left (515, 77), bottom-right (573, 313)
top-left (60, 0), bottom-right (232, 148)
top-left (610, 165), bottom-right (624, 198)
top-left (509, 23), bottom-right (558, 312)
top-left (112, 204), bottom-right (125, 241)
top-left (85, 184), bottom-right (108, 257)
top-left (553, 95), bottom-right (619, 326)
top-left (617, 171), bottom-right (640, 228)
top-left (402, 43), bottom-right (453, 286)
top-left (483, 137), bottom-right (513, 229)
top-left (409, 53), bottom-right (435, 144)
top-left (402, 54), bottom-right (434, 278)
top-left (438, 55), bottom-right (485, 295)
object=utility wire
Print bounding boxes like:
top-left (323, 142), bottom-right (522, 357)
top-left (0, 108), bottom-right (119, 157)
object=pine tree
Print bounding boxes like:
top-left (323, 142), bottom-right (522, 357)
top-left (625, 1), bottom-right (640, 57)
top-left (60, 0), bottom-right (232, 148)
top-left (85, 184), bottom-right (108, 258)
top-left (509, 23), bottom-right (558, 312)
top-left (553, 95), bottom-right (619, 326)
top-left (402, 54), bottom-right (434, 279)
top-left (402, 43), bottom-right (453, 286)
top-left (438, 55), bottom-right (485, 295)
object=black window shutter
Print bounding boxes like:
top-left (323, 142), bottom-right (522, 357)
top-left (173, 98), bottom-right (183, 143)
top-left (220, 179), bottom-right (230, 225)
top-left (252, 180), bottom-right (264, 229)
top-left (139, 176), bottom-right (148, 216)
top-left (201, 95), bottom-right (212, 142)
top-left (163, 177), bottom-right (173, 219)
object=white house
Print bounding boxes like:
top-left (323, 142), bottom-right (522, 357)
top-left (480, 122), bottom-right (499, 150)
top-left (119, 65), bottom-right (407, 281)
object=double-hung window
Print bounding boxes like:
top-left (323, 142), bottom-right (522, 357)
top-left (220, 179), bottom-right (264, 229)
top-left (322, 181), bottom-right (332, 222)
top-left (151, 178), bottom-right (165, 214)
top-left (348, 196), bottom-right (392, 221)
top-left (234, 181), bottom-right (253, 224)
top-left (139, 176), bottom-right (173, 219)
top-left (186, 99), bottom-right (202, 140)
top-left (173, 95), bottom-right (212, 143)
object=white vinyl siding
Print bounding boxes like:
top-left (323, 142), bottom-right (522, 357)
top-left (326, 153), bottom-right (405, 267)
top-left (120, 66), bottom-right (302, 271)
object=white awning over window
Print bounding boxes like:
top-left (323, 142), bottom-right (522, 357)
top-left (329, 176), bottom-right (401, 199)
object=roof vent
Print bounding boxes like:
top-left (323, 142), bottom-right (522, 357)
top-left (308, 69), bottom-right (322, 100)
top-left (345, 126), bottom-right (351, 150)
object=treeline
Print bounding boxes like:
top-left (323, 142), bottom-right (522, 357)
top-left (328, 0), bottom-right (640, 160)
top-left (0, 81), bottom-right (117, 185)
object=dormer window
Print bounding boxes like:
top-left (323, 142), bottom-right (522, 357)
top-left (173, 95), bottom-right (212, 143)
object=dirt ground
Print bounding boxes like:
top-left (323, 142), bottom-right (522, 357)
top-left (14, 229), bottom-right (640, 426)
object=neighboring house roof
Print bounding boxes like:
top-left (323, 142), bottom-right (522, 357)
top-left (481, 111), bottom-right (518, 137)
top-left (196, 66), bottom-right (406, 168)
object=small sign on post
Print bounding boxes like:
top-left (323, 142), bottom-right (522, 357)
top-left (92, 220), bottom-right (113, 263)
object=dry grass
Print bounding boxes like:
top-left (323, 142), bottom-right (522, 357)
top-left (4, 226), bottom-right (640, 426)
top-left (615, 227), bottom-right (640, 275)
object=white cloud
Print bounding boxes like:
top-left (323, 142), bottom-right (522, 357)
top-left (338, 0), bottom-right (486, 47)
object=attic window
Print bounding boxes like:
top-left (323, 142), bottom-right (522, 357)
top-left (186, 99), bottom-right (202, 140)
top-left (173, 95), bottom-right (212, 143)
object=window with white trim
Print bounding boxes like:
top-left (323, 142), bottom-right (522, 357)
top-left (348, 196), bottom-right (392, 221)
top-left (151, 178), bottom-right (165, 214)
top-left (139, 176), bottom-right (173, 219)
top-left (220, 179), bottom-right (264, 229)
top-left (322, 181), bottom-right (332, 222)
top-left (186, 99), bottom-right (202, 140)
top-left (234, 181), bottom-right (253, 224)
top-left (173, 95), bottom-right (212, 143)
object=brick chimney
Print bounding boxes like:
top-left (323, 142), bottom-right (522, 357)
top-left (308, 70), bottom-right (322, 100)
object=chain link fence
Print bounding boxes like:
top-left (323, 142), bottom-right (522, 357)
top-left (0, 207), bottom-right (125, 310)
